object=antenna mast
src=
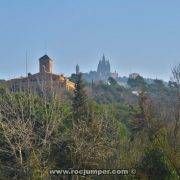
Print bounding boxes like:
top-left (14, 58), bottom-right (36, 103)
top-left (45, 40), bottom-right (48, 55)
top-left (26, 51), bottom-right (28, 77)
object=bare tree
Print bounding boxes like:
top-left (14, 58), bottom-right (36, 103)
top-left (0, 89), bottom-right (64, 179)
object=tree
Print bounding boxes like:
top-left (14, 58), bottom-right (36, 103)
top-left (108, 77), bottom-right (118, 86)
top-left (139, 148), bottom-right (172, 180)
top-left (128, 86), bottom-right (180, 179)
top-left (0, 90), bottom-right (65, 179)
top-left (127, 75), bottom-right (147, 89)
top-left (69, 73), bottom-right (78, 83)
top-left (71, 74), bottom-right (115, 173)
top-left (153, 79), bottom-right (164, 87)
top-left (72, 73), bottom-right (90, 123)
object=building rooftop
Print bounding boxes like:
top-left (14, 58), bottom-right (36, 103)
top-left (39, 54), bottom-right (53, 62)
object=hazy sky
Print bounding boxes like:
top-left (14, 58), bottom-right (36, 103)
top-left (0, 0), bottom-right (180, 81)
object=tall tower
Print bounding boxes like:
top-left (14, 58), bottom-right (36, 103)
top-left (76, 64), bottom-right (80, 74)
top-left (39, 55), bottom-right (53, 74)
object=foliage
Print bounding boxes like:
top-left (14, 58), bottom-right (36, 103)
top-left (0, 64), bottom-right (179, 179)
top-left (108, 77), bottom-right (118, 86)
top-left (127, 75), bottom-right (147, 89)
top-left (72, 73), bottom-right (90, 123)
top-left (90, 82), bottom-right (138, 104)
top-left (138, 148), bottom-right (172, 180)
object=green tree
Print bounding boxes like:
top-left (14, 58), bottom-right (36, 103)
top-left (138, 148), bottom-right (172, 180)
top-left (69, 73), bottom-right (78, 83)
top-left (127, 75), bottom-right (147, 89)
top-left (108, 77), bottom-right (118, 86)
top-left (72, 73), bottom-right (90, 123)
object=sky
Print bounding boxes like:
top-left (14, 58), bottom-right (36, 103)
top-left (0, 0), bottom-right (180, 81)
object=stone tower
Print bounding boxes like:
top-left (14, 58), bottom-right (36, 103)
top-left (76, 64), bottom-right (80, 74)
top-left (39, 55), bottom-right (53, 74)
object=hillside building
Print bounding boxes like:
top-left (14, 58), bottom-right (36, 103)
top-left (80, 54), bottom-right (118, 83)
top-left (5, 55), bottom-right (75, 92)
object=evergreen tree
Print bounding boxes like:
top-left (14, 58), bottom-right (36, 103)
top-left (72, 73), bottom-right (90, 123)
top-left (138, 148), bottom-right (172, 180)
top-left (127, 75), bottom-right (147, 89)
top-left (108, 77), bottom-right (118, 86)
top-left (69, 73), bottom-right (78, 83)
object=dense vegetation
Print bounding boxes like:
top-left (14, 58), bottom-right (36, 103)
top-left (0, 65), bottom-right (179, 179)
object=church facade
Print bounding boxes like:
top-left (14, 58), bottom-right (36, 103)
top-left (97, 54), bottom-right (111, 81)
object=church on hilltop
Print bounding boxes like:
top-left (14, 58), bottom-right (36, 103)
top-left (77, 54), bottom-right (118, 83)
top-left (4, 55), bottom-right (75, 92)
top-left (97, 54), bottom-right (111, 81)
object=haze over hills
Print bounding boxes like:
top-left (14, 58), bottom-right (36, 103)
top-left (0, 1), bottom-right (180, 179)
top-left (0, 53), bottom-right (169, 85)
top-left (70, 54), bottom-right (168, 86)
top-left (1, 1), bottom-right (180, 80)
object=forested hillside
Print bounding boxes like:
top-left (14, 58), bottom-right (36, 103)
top-left (0, 65), bottom-right (179, 179)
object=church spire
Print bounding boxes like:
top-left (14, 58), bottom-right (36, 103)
top-left (102, 54), bottom-right (105, 61)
